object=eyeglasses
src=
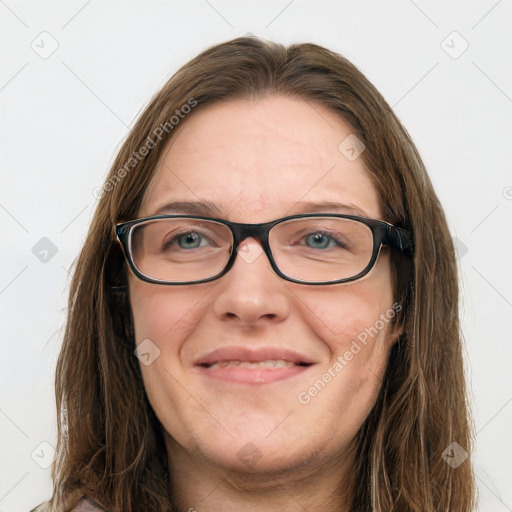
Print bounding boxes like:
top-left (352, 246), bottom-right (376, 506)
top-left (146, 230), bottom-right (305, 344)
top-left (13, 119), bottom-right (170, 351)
top-left (115, 213), bottom-right (412, 286)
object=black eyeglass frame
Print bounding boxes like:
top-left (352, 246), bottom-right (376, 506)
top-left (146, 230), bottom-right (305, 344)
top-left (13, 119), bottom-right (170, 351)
top-left (115, 213), bottom-right (413, 286)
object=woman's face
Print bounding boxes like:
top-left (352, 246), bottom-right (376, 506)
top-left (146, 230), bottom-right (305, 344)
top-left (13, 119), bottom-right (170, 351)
top-left (128, 96), bottom-right (399, 475)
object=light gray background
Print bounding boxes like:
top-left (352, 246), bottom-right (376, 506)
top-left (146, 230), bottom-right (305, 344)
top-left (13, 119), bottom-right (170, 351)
top-left (1, 1), bottom-right (511, 511)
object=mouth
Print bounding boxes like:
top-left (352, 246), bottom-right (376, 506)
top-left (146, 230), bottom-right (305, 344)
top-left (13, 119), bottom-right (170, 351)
top-left (198, 359), bottom-right (312, 370)
top-left (194, 347), bottom-right (316, 384)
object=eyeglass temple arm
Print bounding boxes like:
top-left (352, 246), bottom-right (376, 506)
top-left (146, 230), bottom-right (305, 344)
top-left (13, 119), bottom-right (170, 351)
top-left (387, 225), bottom-right (414, 255)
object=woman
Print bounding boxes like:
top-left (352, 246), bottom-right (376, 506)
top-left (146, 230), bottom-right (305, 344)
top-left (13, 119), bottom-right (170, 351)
top-left (32, 36), bottom-right (476, 511)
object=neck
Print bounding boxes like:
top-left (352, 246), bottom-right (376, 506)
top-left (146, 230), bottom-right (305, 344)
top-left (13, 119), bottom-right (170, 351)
top-left (165, 433), bottom-right (355, 512)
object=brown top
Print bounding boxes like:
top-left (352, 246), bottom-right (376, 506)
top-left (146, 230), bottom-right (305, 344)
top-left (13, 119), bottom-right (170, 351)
top-left (73, 496), bottom-right (107, 511)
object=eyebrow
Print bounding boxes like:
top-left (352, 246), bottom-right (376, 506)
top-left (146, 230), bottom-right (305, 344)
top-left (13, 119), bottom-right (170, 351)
top-left (152, 200), bottom-right (223, 217)
top-left (291, 201), bottom-right (369, 217)
top-left (150, 200), bottom-right (368, 218)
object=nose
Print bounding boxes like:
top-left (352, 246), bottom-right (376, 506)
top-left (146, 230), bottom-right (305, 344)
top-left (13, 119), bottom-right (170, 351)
top-left (212, 237), bottom-right (291, 324)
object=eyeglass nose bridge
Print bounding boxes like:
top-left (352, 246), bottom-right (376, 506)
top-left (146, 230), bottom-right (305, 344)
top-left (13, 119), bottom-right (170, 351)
top-left (230, 220), bottom-right (273, 243)
top-left (225, 219), bottom-right (277, 268)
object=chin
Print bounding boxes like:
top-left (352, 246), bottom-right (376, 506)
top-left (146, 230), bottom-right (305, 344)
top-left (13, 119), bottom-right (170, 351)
top-left (194, 427), bottom-right (318, 475)
top-left (205, 443), bottom-right (306, 475)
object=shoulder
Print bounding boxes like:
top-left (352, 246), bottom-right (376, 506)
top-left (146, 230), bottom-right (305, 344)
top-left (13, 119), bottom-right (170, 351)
top-left (73, 496), bottom-right (107, 511)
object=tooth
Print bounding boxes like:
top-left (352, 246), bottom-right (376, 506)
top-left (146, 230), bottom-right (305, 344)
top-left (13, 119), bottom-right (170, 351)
top-left (259, 360), bottom-right (295, 368)
top-left (205, 359), bottom-right (299, 369)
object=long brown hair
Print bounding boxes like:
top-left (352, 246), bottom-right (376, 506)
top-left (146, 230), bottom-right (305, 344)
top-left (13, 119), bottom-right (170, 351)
top-left (33, 36), bottom-right (476, 512)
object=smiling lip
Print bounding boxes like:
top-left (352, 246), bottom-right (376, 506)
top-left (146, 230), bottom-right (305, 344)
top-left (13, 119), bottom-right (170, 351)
top-left (194, 347), bottom-right (316, 384)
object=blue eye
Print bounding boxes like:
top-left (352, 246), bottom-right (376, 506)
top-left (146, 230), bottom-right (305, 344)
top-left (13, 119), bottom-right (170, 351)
top-left (305, 233), bottom-right (336, 249)
top-left (177, 232), bottom-right (203, 249)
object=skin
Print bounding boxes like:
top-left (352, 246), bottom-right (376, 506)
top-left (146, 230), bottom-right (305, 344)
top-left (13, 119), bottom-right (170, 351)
top-left (128, 96), bottom-right (401, 512)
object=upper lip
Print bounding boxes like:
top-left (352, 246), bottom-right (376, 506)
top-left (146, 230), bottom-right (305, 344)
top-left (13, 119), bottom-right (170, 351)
top-left (194, 346), bottom-right (316, 367)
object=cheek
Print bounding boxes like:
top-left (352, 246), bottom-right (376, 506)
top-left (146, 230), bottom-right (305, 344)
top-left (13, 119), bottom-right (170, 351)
top-left (301, 278), bottom-right (395, 352)
top-left (296, 257), bottom-right (396, 400)
top-left (128, 279), bottom-right (212, 343)
top-left (127, 280), bottom-right (214, 446)
top-left (294, 264), bottom-right (397, 432)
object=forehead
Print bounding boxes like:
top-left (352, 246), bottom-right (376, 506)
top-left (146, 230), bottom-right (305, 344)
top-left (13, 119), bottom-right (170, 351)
top-left (139, 96), bottom-right (381, 220)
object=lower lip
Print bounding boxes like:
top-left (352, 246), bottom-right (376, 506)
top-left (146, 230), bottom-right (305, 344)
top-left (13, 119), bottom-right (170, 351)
top-left (194, 364), bottom-right (312, 384)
